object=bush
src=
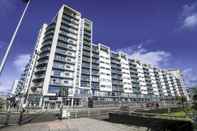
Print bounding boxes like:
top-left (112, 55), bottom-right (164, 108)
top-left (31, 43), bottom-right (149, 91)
top-left (0, 98), bottom-right (6, 111)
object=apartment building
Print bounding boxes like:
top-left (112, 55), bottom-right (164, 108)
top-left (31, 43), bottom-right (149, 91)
top-left (16, 4), bottom-right (188, 108)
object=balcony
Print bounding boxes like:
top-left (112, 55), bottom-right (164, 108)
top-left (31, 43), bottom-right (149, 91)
top-left (92, 65), bottom-right (99, 71)
top-left (112, 75), bottom-right (122, 80)
top-left (57, 44), bottom-right (76, 52)
top-left (111, 70), bottom-right (122, 75)
top-left (132, 83), bottom-right (140, 88)
top-left (83, 38), bottom-right (91, 43)
top-left (43, 35), bottom-right (53, 41)
top-left (54, 57), bottom-right (75, 65)
top-left (82, 57), bottom-right (91, 63)
top-left (46, 23), bottom-right (55, 30)
top-left (32, 74), bottom-right (45, 82)
top-left (58, 34), bottom-right (77, 43)
top-left (37, 60), bottom-right (48, 65)
top-left (59, 32), bottom-right (77, 41)
top-left (131, 79), bottom-right (139, 83)
top-left (35, 67), bottom-right (47, 73)
top-left (111, 64), bottom-right (121, 69)
top-left (92, 77), bottom-right (99, 82)
top-left (82, 62), bottom-right (90, 67)
top-left (62, 13), bottom-right (79, 22)
top-left (61, 21), bottom-right (78, 31)
top-left (39, 53), bottom-right (49, 60)
top-left (92, 48), bottom-right (99, 53)
top-left (50, 81), bottom-right (73, 87)
top-left (81, 77), bottom-right (90, 82)
top-left (130, 71), bottom-right (138, 75)
top-left (92, 60), bottom-right (99, 65)
top-left (91, 81), bottom-right (99, 85)
top-left (83, 34), bottom-right (91, 40)
top-left (81, 70), bottom-right (90, 75)
top-left (60, 28), bottom-right (78, 37)
top-left (31, 82), bottom-right (43, 88)
top-left (45, 30), bottom-right (54, 36)
top-left (42, 41), bottom-right (52, 47)
top-left (84, 26), bottom-right (91, 33)
top-left (84, 31), bottom-right (91, 38)
top-left (92, 54), bottom-right (99, 59)
top-left (112, 81), bottom-right (123, 86)
top-left (145, 79), bottom-right (152, 83)
top-left (83, 46), bottom-right (91, 51)
top-left (63, 12), bottom-right (79, 22)
top-left (112, 87), bottom-right (124, 92)
top-left (52, 74), bottom-right (74, 79)
top-left (83, 51), bottom-right (91, 57)
top-left (56, 50), bottom-right (76, 58)
top-left (41, 45), bottom-right (51, 52)
top-left (92, 86), bottom-right (99, 90)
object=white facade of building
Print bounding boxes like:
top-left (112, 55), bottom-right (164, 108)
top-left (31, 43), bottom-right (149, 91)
top-left (16, 4), bottom-right (189, 108)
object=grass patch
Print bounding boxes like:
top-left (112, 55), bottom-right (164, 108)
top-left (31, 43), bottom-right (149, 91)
top-left (162, 111), bottom-right (186, 117)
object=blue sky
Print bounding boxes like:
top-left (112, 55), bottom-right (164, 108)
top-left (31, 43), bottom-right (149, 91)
top-left (0, 0), bottom-right (197, 93)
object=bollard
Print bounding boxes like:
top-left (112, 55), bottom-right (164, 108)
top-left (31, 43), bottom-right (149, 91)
top-left (75, 110), bottom-right (78, 119)
top-left (98, 110), bottom-right (100, 117)
top-left (88, 109), bottom-right (90, 117)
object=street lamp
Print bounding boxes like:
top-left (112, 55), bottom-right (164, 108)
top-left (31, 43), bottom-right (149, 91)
top-left (0, 0), bottom-right (31, 76)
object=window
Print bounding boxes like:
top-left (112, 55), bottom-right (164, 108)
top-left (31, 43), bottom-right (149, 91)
top-left (48, 85), bottom-right (59, 94)
top-left (53, 62), bottom-right (64, 69)
top-left (67, 51), bottom-right (72, 55)
top-left (68, 45), bottom-right (73, 49)
top-left (54, 70), bottom-right (61, 76)
top-left (64, 80), bottom-right (68, 84)
top-left (66, 65), bottom-right (70, 68)
top-left (67, 58), bottom-right (71, 62)
top-left (65, 72), bottom-right (70, 76)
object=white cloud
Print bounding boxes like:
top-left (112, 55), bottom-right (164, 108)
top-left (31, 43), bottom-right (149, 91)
top-left (183, 14), bottom-right (197, 28)
top-left (117, 44), bottom-right (171, 67)
top-left (0, 76), bottom-right (15, 94)
top-left (183, 68), bottom-right (197, 87)
top-left (180, 2), bottom-right (197, 29)
top-left (13, 54), bottom-right (30, 72)
top-left (0, 53), bottom-right (30, 94)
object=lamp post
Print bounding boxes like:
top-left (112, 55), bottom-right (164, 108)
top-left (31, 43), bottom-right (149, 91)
top-left (0, 0), bottom-right (31, 76)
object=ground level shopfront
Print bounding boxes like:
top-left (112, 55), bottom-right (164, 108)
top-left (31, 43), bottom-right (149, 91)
top-left (26, 94), bottom-right (178, 109)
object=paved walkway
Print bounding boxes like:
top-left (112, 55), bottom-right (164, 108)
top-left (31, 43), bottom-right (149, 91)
top-left (1, 118), bottom-right (147, 131)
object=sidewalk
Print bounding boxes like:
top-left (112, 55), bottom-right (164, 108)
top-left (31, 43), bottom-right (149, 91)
top-left (1, 118), bottom-right (147, 131)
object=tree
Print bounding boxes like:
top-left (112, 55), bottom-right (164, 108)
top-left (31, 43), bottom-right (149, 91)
top-left (192, 88), bottom-right (197, 110)
top-left (193, 88), bottom-right (197, 101)
top-left (193, 94), bottom-right (197, 102)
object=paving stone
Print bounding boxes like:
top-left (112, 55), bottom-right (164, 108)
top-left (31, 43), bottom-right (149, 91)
top-left (1, 118), bottom-right (147, 131)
